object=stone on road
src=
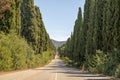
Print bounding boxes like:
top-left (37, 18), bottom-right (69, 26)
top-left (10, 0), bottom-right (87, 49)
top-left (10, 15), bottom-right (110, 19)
top-left (0, 56), bottom-right (112, 80)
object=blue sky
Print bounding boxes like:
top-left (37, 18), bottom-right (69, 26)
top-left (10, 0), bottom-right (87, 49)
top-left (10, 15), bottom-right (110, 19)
top-left (34, 0), bottom-right (85, 41)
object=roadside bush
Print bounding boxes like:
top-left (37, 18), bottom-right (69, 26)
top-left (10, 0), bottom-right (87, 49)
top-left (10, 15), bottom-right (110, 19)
top-left (115, 64), bottom-right (120, 78)
top-left (0, 46), bottom-right (13, 71)
top-left (87, 50), bottom-right (120, 77)
top-left (41, 49), bottom-right (55, 64)
top-left (0, 33), bottom-right (35, 70)
top-left (62, 57), bottom-right (72, 66)
top-left (0, 32), bottom-right (56, 71)
top-left (32, 49), bottom-right (55, 67)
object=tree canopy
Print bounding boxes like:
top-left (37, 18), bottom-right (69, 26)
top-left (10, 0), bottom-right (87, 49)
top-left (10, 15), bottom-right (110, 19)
top-left (0, 0), bottom-right (55, 71)
top-left (58, 0), bottom-right (120, 78)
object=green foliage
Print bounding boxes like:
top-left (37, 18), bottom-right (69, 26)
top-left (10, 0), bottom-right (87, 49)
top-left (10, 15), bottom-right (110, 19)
top-left (58, 44), bottom-right (65, 57)
top-left (41, 49), bottom-right (55, 64)
top-left (0, 0), bottom-right (22, 34)
top-left (0, 0), bottom-right (55, 72)
top-left (0, 33), bottom-right (34, 70)
top-left (21, 0), bottom-right (39, 53)
top-left (0, 33), bottom-right (55, 71)
top-left (33, 49), bottom-right (55, 67)
top-left (58, 8), bottom-right (83, 63)
top-left (88, 50), bottom-right (120, 76)
top-left (59, 0), bottom-right (120, 78)
top-left (115, 65), bottom-right (120, 78)
top-left (0, 46), bottom-right (12, 71)
top-left (21, 1), bottom-right (55, 54)
top-left (62, 57), bottom-right (72, 66)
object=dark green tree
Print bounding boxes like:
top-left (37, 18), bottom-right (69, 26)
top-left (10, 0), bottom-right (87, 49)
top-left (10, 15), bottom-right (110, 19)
top-left (0, 0), bottom-right (22, 34)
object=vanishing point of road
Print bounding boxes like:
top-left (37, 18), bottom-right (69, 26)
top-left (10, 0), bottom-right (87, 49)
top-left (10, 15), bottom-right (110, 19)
top-left (0, 55), bottom-right (112, 80)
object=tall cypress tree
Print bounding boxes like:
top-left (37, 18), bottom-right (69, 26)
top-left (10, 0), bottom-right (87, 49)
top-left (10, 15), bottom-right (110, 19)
top-left (21, 0), bottom-right (38, 53)
top-left (35, 6), bottom-right (55, 53)
top-left (109, 0), bottom-right (120, 50)
top-left (84, 0), bottom-right (95, 55)
top-left (73, 8), bottom-right (83, 63)
top-left (59, 8), bottom-right (83, 66)
top-left (21, 0), bottom-right (55, 54)
top-left (0, 0), bottom-right (22, 34)
top-left (59, 0), bottom-right (120, 76)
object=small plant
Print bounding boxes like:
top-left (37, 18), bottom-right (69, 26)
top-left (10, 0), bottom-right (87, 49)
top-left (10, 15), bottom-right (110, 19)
top-left (115, 65), bottom-right (120, 78)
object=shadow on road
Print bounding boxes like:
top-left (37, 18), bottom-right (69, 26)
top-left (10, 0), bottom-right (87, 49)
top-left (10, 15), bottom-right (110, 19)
top-left (32, 58), bottom-right (113, 80)
top-left (33, 68), bottom-right (55, 71)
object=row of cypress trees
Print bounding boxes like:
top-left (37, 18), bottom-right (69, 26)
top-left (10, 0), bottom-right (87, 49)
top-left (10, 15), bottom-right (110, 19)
top-left (0, 0), bottom-right (55, 71)
top-left (58, 0), bottom-right (120, 77)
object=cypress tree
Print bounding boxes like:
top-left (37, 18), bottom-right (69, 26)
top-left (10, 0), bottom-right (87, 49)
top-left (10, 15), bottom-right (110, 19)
top-left (0, 0), bottom-right (56, 71)
top-left (84, 0), bottom-right (95, 55)
top-left (109, 0), bottom-right (120, 50)
top-left (35, 6), bottom-right (55, 53)
top-left (73, 8), bottom-right (83, 63)
top-left (21, 0), bottom-right (55, 54)
top-left (82, 0), bottom-right (91, 56)
top-left (59, 0), bottom-right (120, 77)
top-left (21, 0), bottom-right (39, 53)
top-left (0, 0), bottom-right (22, 34)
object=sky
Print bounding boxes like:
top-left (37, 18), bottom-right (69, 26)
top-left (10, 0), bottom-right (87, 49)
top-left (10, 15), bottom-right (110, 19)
top-left (34, 0), bottom-right (85, 41)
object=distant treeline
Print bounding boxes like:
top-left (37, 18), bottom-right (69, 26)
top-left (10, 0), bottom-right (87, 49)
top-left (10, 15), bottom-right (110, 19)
top-left (58, 0), bottom-right (120, 78)
top-left (0, 0), bottom-right (55, 71)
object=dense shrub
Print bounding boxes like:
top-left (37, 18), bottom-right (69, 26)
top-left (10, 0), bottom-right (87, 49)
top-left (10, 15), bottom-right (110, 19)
top-left (0, 33), bottom-right (35, 70)
top-left (41, 49), bottom-right (55, 64)
top-left (0, 46), bottom-right (13, 71)
top-left (0, 0), bottom-right (56, 72)
top-left (32, 49), bottom-right (55, 67)
top-left (115, 65), bottom-right (120, 78)
top-left (87, 50), bottom-right (120, 77)
top-left (0, 33), bottom-right (56, 71)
